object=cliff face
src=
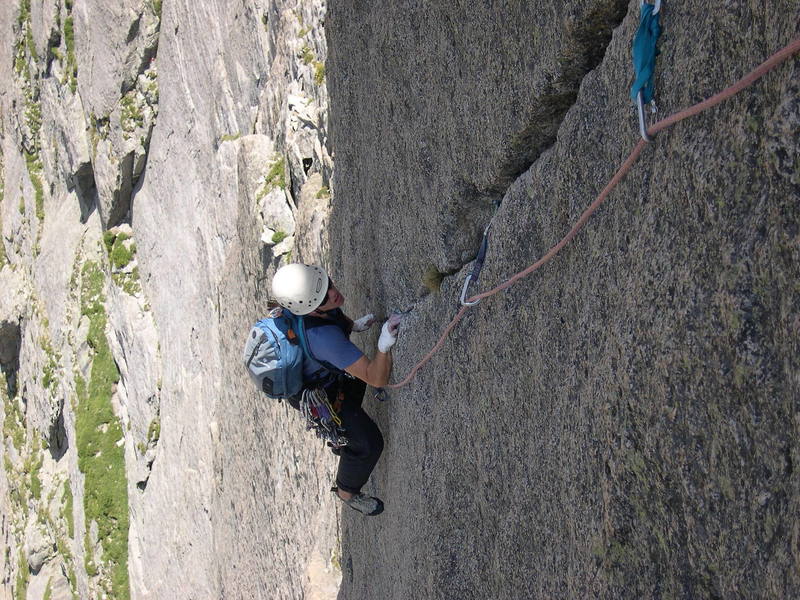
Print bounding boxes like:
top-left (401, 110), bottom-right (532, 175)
top-left (326, 1), bottom-right (800, 598)
top-left (1, 1), bottom-right (337, 599)
top-left (1, 0), bottom-right (798, 599)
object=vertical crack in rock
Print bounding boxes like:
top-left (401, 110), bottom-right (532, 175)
top-left (492, 0), bottom-right (629, 196)
top-left (449, 0), bottom-right (629, 276)
top-left (0, 320), bottom-right (21, 399)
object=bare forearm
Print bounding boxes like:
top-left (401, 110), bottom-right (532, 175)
top-left (366, 350), bottom-right (393, 387)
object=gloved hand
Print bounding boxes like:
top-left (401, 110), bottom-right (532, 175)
top-left (377, 314), bottom-right (402, 353)
top-left (352, 314), bottom-right (375, 332)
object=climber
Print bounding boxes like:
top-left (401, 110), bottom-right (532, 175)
top-left (270, 263), bottom-right (400, 516)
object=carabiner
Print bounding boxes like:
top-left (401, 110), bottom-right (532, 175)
top-left (460, 224), bottom-right (491, 307)
top-left (636, 90), bottom-right (652, 142)
top-left (460, 274), bottom-right (480, 306)
top-left (374, 388), bottom-right (389, 402)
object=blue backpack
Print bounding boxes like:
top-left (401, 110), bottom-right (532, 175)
top-left (243, 309), bottom-right (338, 400)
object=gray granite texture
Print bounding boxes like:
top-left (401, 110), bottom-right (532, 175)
top-left (326, 1), bottom-right (800, 598)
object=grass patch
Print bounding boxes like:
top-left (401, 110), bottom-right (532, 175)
top-left (15, 550), bottom-right (29, 600)
top-left (62, 480), bottom-right (75, 538)
top-left (112, 240), bottom-right (134, 269)
top-left (219, 133), bottom-right (242, 143)
top-left (257, 154), bottom-right (287, 201)
top-left (316, 185), bottom-right (330, 199)
top-left (120, 92), bottom-right (145, 136)
top-left (151, 0), bottom-right (162, 19)
top-left (422, 265), bottom-right (445, 293)
top-left (41, 335), bottom-right (60, 392)
top-left (147, 418), bottom-right (160, 444)
top-left (314, 61), bottom-right (325, 85)
top-left (77, 260), bottom-right (130, 600)
top-left (104, 231), bottom-right (141, 296)
top-left (26, 450), bottom-right (43, 500)
top-left (271, 230), bottom-right (288, 244)
top-left (300, 45), bottom-right (314, 65)
top-left (64, 15), bottom-right (78, 93)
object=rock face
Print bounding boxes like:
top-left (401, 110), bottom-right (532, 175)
top-left (326, 1), bottom-right (800, 598)
top-left (1, 1), bottom-right (336, 599)
top-left (0, 0), bottom-right (797, 599)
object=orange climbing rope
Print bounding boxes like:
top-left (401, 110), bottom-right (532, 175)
top-left (387, 37), bottom-right (800, 390)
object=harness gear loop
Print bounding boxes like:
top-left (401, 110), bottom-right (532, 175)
top-left (460, 224), bottom-right (492, 306)
top-left (631, 0), bottom-right (663, 141)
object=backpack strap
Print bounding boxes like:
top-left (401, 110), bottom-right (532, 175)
top-left (284, 311), bottom-right (345, 385)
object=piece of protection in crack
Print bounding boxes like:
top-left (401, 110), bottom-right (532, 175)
top-left (352, 314), bottom-right (376, 332)
top-left (378, 314), bottom-right (403, 353)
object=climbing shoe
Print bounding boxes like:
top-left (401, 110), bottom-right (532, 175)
top-left (331, 487), bottom-right (384, 516)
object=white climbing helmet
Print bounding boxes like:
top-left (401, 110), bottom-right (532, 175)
top-left (271, 263), bottom-right (329, 315)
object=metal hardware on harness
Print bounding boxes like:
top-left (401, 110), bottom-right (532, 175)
top-left (374, 388), bottom-right (389, 402)
top-left (460, 224), bottom-right (492, 306)
top-left (299, 387), bottom-right (348, 448)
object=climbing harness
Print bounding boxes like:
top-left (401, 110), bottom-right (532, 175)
top-left (298, 387), bottom-right (348, 448)
top-left (631, 0), bottom-right (663, 141)
top-left (386, 36), bottom-right (800, 390)
top-left (460, 224), bottom-right (492, 306)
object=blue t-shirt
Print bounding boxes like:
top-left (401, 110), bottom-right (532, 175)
top-left (303, 311), bottom-right (364, 378)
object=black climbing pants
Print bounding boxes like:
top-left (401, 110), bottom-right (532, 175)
top-left (325, 376), bottom-right (384, 494)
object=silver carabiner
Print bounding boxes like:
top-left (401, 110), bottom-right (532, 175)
top-left (636, 90), bottom-right (652, 142)
top-left (460, 224), bottom-right (491, 306)
top-left (460, 274), bottom-right (480, 306)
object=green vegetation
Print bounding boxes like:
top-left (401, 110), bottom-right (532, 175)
top-left (104, 230), bottom-right (141, 296)
top-left (147, 418), bottom-right (160, 444)
top-left (15, 550), bottom-right (28, 600)
top-left (25, 150), bottom-right (44, 221)
top-left (314, 61), bottom-right (325, 85)
top-left (64, 15), bottom-right (78, 93)
top-left (62, 480), bottom-right (75, 538)
top-left (271, 230), bottom-right (288, 244)
top-left (257, 154), bottom-right (287, 202)
top-left (89, 114), bottom-right (111, 158)
top-left (41, 334), bottom-right (60, 393)
top-left (14, 0), bottom-right (46, 229)
top-left (43, 578), bottom-right (53, 600)
top-left (120, 92), bottom-right (145, 136)
top-left (219, 133), bottom-right (242, 143)
top-left (151, 0), bottom-right (162, 19)
top-left (316, 185), bottom-right (331, 199)
top-left (77, 260), bottom-right (130, 600)
top-left (104, 231), bottom-right (134, 269)
top-left (298, 26), bottom-right (311, 37)
top-left (300, 45), bottom-right (314, 65)
top-left (26, 450), bottom-right (43, 500)
top-left (422, 265), bottom-right (445, 293)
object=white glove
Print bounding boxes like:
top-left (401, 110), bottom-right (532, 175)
top-left (352, 314), bottom-right (375, 332)
top-left (377, 314), bottom-right (402, 353)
